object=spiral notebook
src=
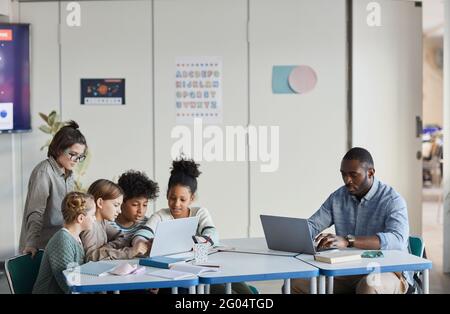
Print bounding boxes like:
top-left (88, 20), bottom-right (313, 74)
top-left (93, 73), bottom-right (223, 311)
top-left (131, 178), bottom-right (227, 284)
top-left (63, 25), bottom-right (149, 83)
top-left (76, 261), bottom-right (117, 277)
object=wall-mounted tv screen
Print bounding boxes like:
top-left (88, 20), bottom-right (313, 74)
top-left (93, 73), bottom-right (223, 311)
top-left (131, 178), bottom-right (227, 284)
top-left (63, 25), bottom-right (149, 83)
top-left (0, 24), bottom-right (30, 134)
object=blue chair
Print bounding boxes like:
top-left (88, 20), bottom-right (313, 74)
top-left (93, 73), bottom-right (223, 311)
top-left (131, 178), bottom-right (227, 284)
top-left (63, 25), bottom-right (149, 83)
top-left (408, 236), bottom-right (426, 294)
top-left (248, 285), bottom-right (259, 294)
top-left (5, 250), bottom-right (44, 294)
top-left (409, 236), bottom-right (425, 258)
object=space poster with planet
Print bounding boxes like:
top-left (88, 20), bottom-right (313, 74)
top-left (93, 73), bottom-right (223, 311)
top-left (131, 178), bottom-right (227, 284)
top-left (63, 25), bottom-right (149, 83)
top-left (80, 78), bottom-right (125, 105)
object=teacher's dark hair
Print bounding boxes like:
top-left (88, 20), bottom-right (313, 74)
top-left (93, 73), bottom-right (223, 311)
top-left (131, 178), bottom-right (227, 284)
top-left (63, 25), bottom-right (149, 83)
top-left (48, 120), bottom-right (87, 159)
top-left (342, 147), bottom-right (374, 168)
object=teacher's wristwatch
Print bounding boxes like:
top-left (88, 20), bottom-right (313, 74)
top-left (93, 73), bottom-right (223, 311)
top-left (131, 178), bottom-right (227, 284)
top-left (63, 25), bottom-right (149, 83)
top-left (345, 234), bottom-right (356, 248)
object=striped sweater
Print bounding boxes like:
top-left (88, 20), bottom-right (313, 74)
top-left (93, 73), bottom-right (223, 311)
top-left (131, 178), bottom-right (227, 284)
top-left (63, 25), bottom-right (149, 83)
top-left (33, 229), bottom-right (84, 294)
top-left (133, 207), bottom-right (219, 245)
top-left (108, 216), bottom-right (149, 240)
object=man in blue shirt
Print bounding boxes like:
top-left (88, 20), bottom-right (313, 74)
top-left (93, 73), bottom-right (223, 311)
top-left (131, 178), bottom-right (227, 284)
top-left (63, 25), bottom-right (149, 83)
top-left (291, 147), bottom-right (410, 294)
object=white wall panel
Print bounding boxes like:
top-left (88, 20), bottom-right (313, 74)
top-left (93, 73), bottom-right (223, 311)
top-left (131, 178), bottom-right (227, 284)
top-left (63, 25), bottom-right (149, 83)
top-left (353, 0), bottom-right (422, 235)
top-left (60, 0), bottom-right (153, 188)
top-left (153, 0), bottom-right (249, 239)
top-left (248, 0), bottom-right (347, 236)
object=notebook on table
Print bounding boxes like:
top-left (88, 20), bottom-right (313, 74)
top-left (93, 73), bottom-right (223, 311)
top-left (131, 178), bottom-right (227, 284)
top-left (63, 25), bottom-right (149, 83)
top-left (139, 256), bottom-right (186, 269)
top-left (170, 263), bottom-right (220, 275)
top-left (313, 251), bottom-right (362, 264)
top-left (148, 263), bottom-right (219, 280)
top-left (75, 261), bottom-right (117, 277)
top-left (149, 269), bottom-right (197, 280)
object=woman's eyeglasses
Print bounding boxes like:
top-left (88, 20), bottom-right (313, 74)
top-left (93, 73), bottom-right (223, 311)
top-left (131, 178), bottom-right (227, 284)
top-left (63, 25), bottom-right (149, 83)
top-left (64, 150), bottom-right (86, 162)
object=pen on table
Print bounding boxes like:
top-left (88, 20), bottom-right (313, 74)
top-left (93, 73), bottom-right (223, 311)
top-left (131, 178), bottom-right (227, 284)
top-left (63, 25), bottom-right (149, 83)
top-left (194, 264), bottom-right (220, 268)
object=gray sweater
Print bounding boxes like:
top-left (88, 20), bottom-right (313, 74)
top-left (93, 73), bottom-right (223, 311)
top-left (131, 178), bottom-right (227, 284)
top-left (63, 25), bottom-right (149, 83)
top-left (19, 157), bottom-right (75, 251)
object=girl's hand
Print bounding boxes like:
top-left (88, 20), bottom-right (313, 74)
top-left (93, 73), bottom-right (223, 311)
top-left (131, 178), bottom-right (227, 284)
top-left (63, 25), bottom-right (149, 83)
top-left (133, 241), bottom-right (149, 256)
top-left (23, 247), bottom-right (38, 258)
top-left (194, 236), bottom-right (213, 247)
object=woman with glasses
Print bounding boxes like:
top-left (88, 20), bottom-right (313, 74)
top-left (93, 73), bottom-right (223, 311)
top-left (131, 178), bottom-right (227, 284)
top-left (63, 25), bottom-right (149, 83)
top-left (19, 121), bottom-right (88, 257)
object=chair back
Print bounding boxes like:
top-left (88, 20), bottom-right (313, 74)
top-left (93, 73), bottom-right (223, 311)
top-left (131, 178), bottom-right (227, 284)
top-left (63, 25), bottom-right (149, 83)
top-left (5, 250), bottom-right (44, 294)
top-left (409, 236), bottom-right (425, 258)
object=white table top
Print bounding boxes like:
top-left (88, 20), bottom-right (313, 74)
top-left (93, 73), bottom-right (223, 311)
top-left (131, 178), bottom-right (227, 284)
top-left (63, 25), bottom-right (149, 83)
top-left (193, 238), bottom-right (318, 284)
top-left (220, 237), bottom-right (432, 277)
top-left (297, 250), bottom-right (432, 276)
top-left (63, 259), bottom-right (198, 293)
top-left (220, 237), bottom-right (297, 256)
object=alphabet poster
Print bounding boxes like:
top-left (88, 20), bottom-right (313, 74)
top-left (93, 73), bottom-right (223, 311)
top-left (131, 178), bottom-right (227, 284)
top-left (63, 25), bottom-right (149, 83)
top-left (175, 56), bottom-right (222, 124)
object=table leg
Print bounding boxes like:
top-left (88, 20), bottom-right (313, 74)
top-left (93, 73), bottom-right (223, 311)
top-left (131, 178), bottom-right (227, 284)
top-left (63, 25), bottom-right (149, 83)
top-left (171, 287), bottom-right (178, 294)
top-left (309, 277), bottom-right (317, 294)
top-left (283, 279), bottom-right (291, 294)
top-left (326, 276), bottom-right (334, 294)
top-left (318, 275), bottom-right (326, 294)
top-left (205, 284), bottom-right (211, 294)
top-left (225, 283), bottom-right (232, 294)
top-left (197, 284), bottom-right (205, 294)
top-left (189, 286), bottom-right (196, 294)
top-left (422, 269), bottom-right (430, 294)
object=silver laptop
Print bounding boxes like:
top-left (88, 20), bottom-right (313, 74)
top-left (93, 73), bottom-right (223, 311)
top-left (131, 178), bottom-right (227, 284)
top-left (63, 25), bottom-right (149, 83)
top-left (260, 214), bottom-right (331, 255)
top-left (149, 216), bottom-right (199, 257)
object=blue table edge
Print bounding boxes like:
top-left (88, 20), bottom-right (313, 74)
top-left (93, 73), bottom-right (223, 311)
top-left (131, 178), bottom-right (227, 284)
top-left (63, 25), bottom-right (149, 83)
top-left (318, 262), bottom-right (433, 276)
top-left (67, 277), bottom-right (199, 293)
top-left (198, 269), bottom-right (319, 285)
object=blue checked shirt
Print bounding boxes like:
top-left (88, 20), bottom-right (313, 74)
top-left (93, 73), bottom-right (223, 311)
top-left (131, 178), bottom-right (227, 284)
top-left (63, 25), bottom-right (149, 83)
top-left (308, 177), bottom-right (413, 285)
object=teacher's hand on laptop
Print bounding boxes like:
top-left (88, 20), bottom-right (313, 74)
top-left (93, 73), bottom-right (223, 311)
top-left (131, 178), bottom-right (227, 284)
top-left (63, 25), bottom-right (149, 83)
top-left (315, 233), bottom-right (348, 250)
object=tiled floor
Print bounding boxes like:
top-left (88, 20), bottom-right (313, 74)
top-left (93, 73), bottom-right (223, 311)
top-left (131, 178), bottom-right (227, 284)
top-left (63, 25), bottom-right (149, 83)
top-left (1, 188), bottom-right (449, 294)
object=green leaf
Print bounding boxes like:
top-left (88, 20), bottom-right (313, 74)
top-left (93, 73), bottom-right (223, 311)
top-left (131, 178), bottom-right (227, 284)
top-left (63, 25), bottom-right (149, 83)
top-left (51, 121), bottom-right (62, 134)
top-left (38, 112), bottom-right (49, 124)
top-left (39, 125), bottom-right (52, 134)
top-left (48, 111), bottom-right (57, 126)
top-left (54, 121), bottom-right (63, 131)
